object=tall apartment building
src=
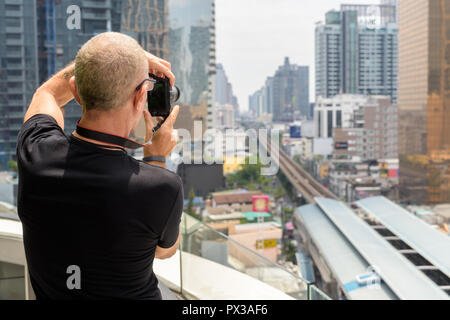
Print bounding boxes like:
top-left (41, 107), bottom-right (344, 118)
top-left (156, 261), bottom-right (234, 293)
top-left (168, 0), bottom-right (216, 129)
top-left (0, 0), bottom-right (39, 169)
top-left (272, 57), bottom-right (309, 122)
top-left (249, 58), bottom-right (309, 121)
top-left (315, 4), bottom-right (398, 102)
top-left (315, 94), bottom-right (398, 161)
top-left (315, 11), bottom-right (341, 99)
top-left (215, 63), bottom-right (238, 108)
top-left (398, 0), bottom-right (450, 204)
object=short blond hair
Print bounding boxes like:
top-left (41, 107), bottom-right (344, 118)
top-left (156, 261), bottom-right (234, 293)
top-left (74, 32), bottom-right (148, 111)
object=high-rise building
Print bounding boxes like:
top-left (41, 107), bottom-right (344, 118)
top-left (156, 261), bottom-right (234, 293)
top-left (168, 0), bottom-right (216, 129)
top-left (249, 58), bottom-right (309, 121)
top-left (272, 57), bottom-right (309, 122)
top-left (120, 0), bottom-right (169, 60)
top-left (0, 0), bottom-right (39, 169)
top-left (248, 88), bottom-right (263, 117)
top-left (263, 76), bottom-right (274, 115)
top-left (215, 63), bottom-right (238, 110)
top-left (315, 12), bottom-right (341, 99)
top-left (398, 0), bottom-right (450, 204)
top-left (315, 4), bottom-right (398, 102)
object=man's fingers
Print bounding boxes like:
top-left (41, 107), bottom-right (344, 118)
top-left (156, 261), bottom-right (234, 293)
top-left (159, 59), bottom-right (171, 69)
top-left (143, 110), bottom-right (155, 142)
top-left (164, 105), bottom-right (180, 128)
top-left (160, 66), bottom-right (175, 86)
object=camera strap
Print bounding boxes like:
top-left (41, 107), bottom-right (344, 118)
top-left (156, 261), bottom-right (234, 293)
top-left (75, 115), bottom-right (168, 150)
top-left (76, 120), bottom-right (146, 150)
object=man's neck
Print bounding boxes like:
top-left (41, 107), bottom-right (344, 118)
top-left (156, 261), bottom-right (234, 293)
top-left (73, 111), bottom-right (133, 149)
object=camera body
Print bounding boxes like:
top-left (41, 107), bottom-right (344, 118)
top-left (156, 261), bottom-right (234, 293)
top-left (147, 73), bottom-right (180, 117)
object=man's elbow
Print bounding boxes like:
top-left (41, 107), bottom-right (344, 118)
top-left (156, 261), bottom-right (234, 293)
top-left (155, 232), bottom-right (181, 259)
top-left (155, 247), bottom-right (178, 260)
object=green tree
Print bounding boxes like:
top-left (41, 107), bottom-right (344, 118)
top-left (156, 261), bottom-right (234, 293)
top-left (284, 241), bottom-right (297, 263)
top-left (7, 160), bottom-right (18, 173)
top-left (225, 157), bottom-right (267, 189)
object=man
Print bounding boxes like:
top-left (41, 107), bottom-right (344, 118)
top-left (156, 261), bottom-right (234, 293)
top-left (16, 32), bottom-right (183, 299)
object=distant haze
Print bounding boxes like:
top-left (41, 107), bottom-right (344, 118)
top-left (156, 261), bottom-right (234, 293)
top-left (216, 0), bottom-right (380, 111)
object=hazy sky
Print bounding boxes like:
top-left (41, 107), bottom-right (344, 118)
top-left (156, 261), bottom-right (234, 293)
top-left (215, 0), bottom-right (378, 111)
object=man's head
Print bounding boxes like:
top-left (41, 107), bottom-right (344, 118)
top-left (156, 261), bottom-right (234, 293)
top-left (70, 32), bottom-right (149, 132)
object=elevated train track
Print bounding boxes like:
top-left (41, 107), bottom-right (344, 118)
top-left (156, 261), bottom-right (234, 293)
top-left (259, 136), bottom-right (337, 203)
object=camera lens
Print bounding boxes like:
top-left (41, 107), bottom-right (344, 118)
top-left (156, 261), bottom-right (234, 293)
top-left (170, 86), bottom-right (180, 104)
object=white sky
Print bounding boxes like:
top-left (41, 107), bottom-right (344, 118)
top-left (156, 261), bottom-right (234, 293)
top-left (215, 0), bottom-right (379, 111)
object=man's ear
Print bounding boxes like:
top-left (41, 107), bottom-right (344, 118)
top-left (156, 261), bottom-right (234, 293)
top-left (133, 85), bottom-right (147, 112)
top-left (69, 76), bottom-right (82, 106)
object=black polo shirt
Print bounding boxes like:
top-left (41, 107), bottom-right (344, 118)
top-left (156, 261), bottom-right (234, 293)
top-left (16, 114), bottom-right (183, 300)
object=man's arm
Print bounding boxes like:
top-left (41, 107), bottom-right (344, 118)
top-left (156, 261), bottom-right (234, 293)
top-left (24, 62), bottom-right (75, 130)
top-left (155, 232), bottom-right (181, 259)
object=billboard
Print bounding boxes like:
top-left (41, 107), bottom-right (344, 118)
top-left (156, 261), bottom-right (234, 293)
top-left (334, 142), bottom-right (349, 150)
top-left (252, 195), bottom-right (269, 212)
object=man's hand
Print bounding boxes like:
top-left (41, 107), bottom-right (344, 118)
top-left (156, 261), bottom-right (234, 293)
top-left (145, 52), bottom-right (175, 86)
top-left (143, 105), bottom-right (179, 166)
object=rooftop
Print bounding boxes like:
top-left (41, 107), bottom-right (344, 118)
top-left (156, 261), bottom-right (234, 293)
top-left (212, 191), bottom-right (262, 205)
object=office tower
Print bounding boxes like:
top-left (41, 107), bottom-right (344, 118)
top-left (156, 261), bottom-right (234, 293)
top-left (398, 0), bottom-right (450, 204)
top-left (271, 57), bottom-right (309, 122)
top-left (168, 0), bottom-right (216, 129)
top-left (121, 0), bottom-right (169, 60)
top-left (0, 0), bottom-right (38, 169)
top-left (249, 89), bottom-right (263, 117)
top-left (263, 76), bottom-right (274, 115)
top-left (315, 4), bottom-right (398, 102)
top-left (215, 63), bottom-right (238, 107)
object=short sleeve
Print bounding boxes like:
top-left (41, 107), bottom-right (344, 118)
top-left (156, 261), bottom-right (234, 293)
top-left (16, 114), bottom-right (66, 164)
top-left (157, 182), bottom-right (184, 248)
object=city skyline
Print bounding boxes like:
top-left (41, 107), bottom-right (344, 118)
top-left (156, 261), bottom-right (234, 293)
top-left (216, 0), bottom-right (382, 111)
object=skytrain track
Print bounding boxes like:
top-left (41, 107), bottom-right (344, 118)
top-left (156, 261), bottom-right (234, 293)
top-left (259, 136), bottom-right (338, 203)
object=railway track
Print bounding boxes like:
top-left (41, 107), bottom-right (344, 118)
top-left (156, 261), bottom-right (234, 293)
top-left (259, 136), bottom-right (338, 203)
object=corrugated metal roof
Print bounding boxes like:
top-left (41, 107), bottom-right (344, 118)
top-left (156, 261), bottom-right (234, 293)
top-left (315, 198), bottom-right (449, 300)
top-left (295, 204), bottom-right (396, 300)
top-left (356, 196), bottom-right (450, 278)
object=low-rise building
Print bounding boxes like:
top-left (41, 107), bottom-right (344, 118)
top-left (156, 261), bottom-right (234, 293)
top-left (211, 190), bottom-right (262, 208)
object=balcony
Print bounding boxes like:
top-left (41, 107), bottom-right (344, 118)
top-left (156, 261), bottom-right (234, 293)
top-left (0, 213), bottom-right (330, 300)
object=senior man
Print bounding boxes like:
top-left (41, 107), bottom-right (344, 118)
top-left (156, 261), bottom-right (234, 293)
top-left (16, 32), bottom-right (183, 299)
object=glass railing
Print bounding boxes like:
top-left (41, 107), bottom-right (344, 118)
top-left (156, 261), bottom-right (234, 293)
top-left (175, 213), bottom-right (331, 300)
top-left (0, 261), bottom-right (25, 300)
top-left (309, 285), bottom-right (332, 300)
top-left (0, 214), bottom-right (332, 300)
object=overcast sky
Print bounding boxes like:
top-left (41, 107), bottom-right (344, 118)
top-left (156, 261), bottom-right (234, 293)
top-left (215, 0), bottom-right (378, 111)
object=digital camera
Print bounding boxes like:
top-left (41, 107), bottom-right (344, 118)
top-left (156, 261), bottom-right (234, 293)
top-left (147, 73), bottom-right (180, 117)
